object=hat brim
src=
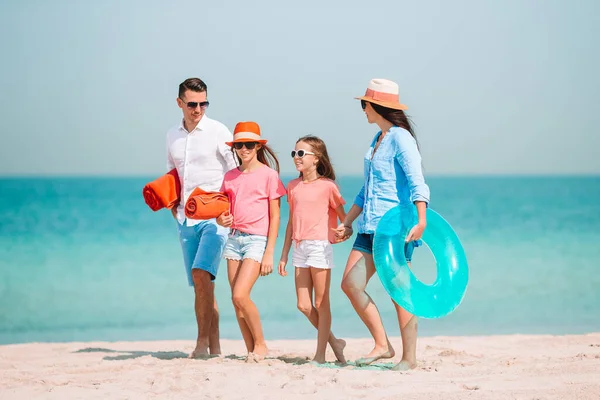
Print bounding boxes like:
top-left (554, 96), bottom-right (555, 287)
top-left (226, 138), bottom-right (268, 147)
top-left (355, 96), bottom-right (408, 111)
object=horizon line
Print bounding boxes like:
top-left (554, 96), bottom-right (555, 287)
top-left (1, 173), bottom-right (599, 179)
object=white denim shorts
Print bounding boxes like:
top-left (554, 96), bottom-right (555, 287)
top-left (223, 231), bottom-right (267, 263)
top-left (292, 240), bottom-right (334, 269)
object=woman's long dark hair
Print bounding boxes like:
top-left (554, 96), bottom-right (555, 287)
top-left (370, 102), bottom-right (419, 149)
top-left (233, 143), bottom-right (280, 172)
top-left (296, 135), bottom-right (336, 181)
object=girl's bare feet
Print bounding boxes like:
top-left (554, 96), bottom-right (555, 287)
top-left (330, 338), bottom-right (347, 364)
top-left (355, 342), bottom-right (395, 366)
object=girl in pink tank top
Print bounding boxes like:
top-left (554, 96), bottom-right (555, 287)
top-left (278, 135), bottom-right (351, 364)
top-left (217, 122), bottom-right (286, 362)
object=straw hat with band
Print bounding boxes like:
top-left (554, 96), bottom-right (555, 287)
top-left (355, 78), bottom-right (408, 111)
top-left (226, 121), bottom-right (268, 147)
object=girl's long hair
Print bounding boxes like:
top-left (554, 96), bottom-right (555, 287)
top-left (233, 143), bottom-right (280, 172)
top-left (296, 135), bottom-right (336, 181)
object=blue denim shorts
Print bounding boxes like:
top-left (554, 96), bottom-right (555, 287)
top-left (352, 233), bottom-right (416, 262)
top-left (177, 219), bottom-right (228, 285)
top-left (222, 231), bottom-right (268, 263)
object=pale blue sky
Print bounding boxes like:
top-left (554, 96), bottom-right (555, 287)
top-left (1, 0), bottom-right (598, 176)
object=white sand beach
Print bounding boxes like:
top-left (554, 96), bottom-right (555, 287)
top-left (1, 333), bottom-right (599, 399)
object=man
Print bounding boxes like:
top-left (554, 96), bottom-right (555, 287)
top-left (166, 77), bottom-right (237, 358)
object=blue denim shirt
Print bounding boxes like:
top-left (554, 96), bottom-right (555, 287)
top-left (354, 126), bottom-right (430, 234)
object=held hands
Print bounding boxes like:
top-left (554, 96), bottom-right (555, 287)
top-left (405, 222), bottom-right (426, 242)
top-left (332, 223), bottom-right (353, 243)
top-left (278, 257), bottom-right (288, 277)
top-left (260, 251), bottom-right (274, 276)
top-left (216, 211), bottom-right (233, 227)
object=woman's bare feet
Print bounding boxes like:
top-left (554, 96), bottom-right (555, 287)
top-left (252, 343), bottom-right (268, 361)
top-left (355, 343), bottom-right (395, 366)
top-left (391, 359), bottom-right (417, 371)
top-left (330, 338), bottom-right (347, 364)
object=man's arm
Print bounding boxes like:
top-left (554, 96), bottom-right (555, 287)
top-left (166, 134), bottom-right (175, 171)
top-left (219, 127), bottom-right (238, 171)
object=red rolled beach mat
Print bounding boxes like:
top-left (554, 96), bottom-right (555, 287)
top-left (143, 169), bottom-right (181, 211)
top-left (185, 187), bottom-right (230, 220)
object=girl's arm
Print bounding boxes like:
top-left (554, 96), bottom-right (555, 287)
top-left (261, 198), bottom-right (281, 276)
top-left (333, 204), bottom-right (362, 242)
top-left (278, 207), bottom-right (293, 277)
top-left (335, 204), bottom-right (347, 223)
top-left (332, 204), bottom-right (351, 243)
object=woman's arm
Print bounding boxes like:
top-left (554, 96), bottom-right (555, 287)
top-left (396, 133), bottom-right (430, 241)
top-left (406, 201), bottom-right (427, 242)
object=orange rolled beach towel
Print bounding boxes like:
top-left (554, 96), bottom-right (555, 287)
top-left (143, 169), bottom-right (181, 211)
top-left (185, 187), bottom-right (230, 220)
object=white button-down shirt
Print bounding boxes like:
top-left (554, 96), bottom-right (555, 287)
top-left (166, 115), bottom-right (237, 226)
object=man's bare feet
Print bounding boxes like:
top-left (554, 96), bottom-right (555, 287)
top-left (312, 354), bottom-right (326, 364)
top-left (189, 339), bottom-right (210, 359)
top-left (391, 359), bottom-right (417, 371)
top-left (189, 349), bottom-right (210, 359)
top-left (209, 345), bottom-right (221, 356)
top-left (330, 338), bottom-right (347, 364)
top-left (355, 343), bottom-right (395, 366)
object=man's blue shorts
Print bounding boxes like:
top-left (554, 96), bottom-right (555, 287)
top-left (177, 219), bottom-right (228, 285)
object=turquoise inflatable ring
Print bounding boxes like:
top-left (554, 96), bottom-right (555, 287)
top-left (372, 206), bottom-right (469, 319)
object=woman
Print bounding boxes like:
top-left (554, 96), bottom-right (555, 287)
top-left (334, 78), bottom-right (430, 371)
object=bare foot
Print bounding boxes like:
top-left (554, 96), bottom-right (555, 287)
top-left (189, 340), bottom-right (210, 359)
top-left (355, 343), bottom-right (395, 366)
top-left (252, 343), bottom-right (268, 361)
top-left (209, 345), bottom-right (221, 356)
top-left (391, 359), bottom-right (417, 371)
top-left (312, 354), bottom-right (327, 364)
top-left (330, 338), bottom-right (347, 364)
top-left (245, 352), bottom-right (256, 363)
top-left (189, 348), bottom-right (211, 359)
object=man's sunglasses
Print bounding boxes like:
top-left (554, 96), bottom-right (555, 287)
top-left (181, 99), bottom-right (210, 109)
top-left (291, 149), bottom-right (315, 158)
top-left (233, 142), bottom-right (258, 150)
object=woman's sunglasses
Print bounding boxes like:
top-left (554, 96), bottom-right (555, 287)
top-left (291, 149), bottom-right (315, 158)
top-left (233, 142), bottom-right (258, 150)
top-left (361, 100), bottom-right (368, 110)
top-left (181, 99), bottom-right (210, 109)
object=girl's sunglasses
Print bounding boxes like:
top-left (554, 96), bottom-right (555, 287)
top-left (233, 142), bottom-right (258, 150)
top-left (291, 149), bottom-right (315, 158)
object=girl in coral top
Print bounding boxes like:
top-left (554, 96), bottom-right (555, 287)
top-left (217, 121), bottom-right (286, 362)
top-left (278, 135), bottom-right (349, 364)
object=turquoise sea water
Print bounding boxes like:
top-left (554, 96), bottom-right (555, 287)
top-left (1, 176), bottom-right (599, 344)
